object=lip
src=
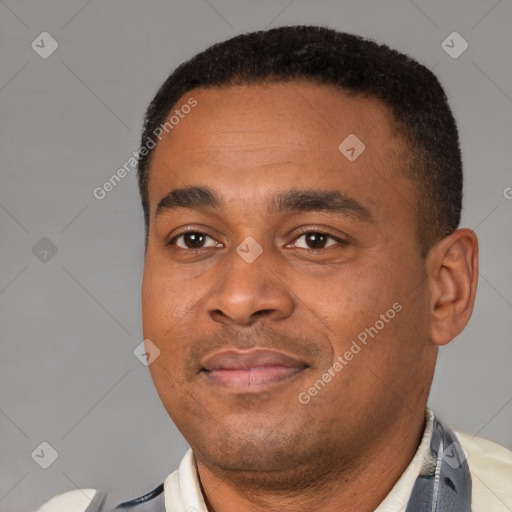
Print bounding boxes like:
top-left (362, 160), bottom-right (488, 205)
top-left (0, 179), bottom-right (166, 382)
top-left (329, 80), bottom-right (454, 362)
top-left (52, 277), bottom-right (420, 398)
top-left (201, 349), bottom-right (308, 392)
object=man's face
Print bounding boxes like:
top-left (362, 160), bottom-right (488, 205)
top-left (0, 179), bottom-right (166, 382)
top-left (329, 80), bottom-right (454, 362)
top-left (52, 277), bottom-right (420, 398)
top-left (141, 82), bottom-right (436, 478)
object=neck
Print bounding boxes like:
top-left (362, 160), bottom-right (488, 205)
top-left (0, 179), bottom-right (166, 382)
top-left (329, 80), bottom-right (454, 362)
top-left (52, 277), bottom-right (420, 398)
top-left (196, 408), bottom-right (427, 512)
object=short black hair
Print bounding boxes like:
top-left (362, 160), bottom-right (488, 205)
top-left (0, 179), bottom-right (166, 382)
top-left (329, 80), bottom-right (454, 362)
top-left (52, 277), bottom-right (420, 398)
top-left (138, 25), bottom-right (462, 255)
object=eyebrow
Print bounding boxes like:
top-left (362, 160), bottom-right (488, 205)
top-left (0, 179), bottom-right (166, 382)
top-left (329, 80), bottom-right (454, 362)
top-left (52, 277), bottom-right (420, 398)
top-left (269, 189), bottom-right (373, 222)
top-left (155, 186), bottom-right (373, 223)
top-left (156, 186), bottom-right (220, 215)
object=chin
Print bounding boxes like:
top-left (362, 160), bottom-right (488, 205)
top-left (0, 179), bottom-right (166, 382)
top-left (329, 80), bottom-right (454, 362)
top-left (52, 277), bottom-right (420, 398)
top-left (189, 415), bottom-right (323, 471)
top-left (193, 428), bottom-right (342, 493)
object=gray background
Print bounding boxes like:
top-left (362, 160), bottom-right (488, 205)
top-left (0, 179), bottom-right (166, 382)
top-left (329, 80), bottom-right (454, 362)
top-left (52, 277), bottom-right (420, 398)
top-left (0, 1), bottom-right (511, 511)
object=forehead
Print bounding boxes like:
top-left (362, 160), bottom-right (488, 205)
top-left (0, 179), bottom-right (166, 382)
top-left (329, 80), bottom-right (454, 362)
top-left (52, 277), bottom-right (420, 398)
top-left (147, 81), bottom-right (413, 217)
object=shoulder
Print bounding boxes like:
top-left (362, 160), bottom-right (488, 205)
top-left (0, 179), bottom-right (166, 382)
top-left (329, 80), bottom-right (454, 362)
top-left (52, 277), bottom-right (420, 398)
top-left (35, 489), bottom-right (98, 512)
top-left (456, 430), bottom-right (512, 511)
top-left (35, 483), bottom-right (164, 511)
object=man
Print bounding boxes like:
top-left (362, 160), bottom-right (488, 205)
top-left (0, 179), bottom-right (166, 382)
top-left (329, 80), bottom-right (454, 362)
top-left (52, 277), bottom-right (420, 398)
top-left (37, 26), bottom-right (511, 512)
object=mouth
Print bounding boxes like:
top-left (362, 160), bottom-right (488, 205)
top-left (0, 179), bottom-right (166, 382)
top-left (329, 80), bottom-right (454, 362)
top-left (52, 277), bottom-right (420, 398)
top-left (200, 349), bottom-right (309, 392)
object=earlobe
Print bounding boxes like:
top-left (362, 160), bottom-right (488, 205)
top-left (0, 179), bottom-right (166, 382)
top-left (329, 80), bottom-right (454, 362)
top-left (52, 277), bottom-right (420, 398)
top-left (427, 228), bottom-right (479, 346)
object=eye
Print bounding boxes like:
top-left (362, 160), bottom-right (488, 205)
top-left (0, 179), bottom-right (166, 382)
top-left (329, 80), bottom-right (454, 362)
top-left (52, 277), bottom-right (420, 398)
top-left (290, 231), bottom-right (344, 250)
top-left (169, 231), bottom-right (221, 250)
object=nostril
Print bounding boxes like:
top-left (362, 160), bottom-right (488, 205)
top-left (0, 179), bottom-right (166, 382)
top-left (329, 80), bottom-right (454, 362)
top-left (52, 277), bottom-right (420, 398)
top-left (253, 309), bottom-right (274, 317)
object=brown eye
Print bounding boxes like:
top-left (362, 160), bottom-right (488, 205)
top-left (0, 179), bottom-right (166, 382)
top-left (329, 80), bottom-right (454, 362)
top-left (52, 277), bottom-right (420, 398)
top-left (305, 233), bottom-right (328, 249)
top-left (292, 232), bottom-right (340, 250)
top-left (170, 232), bottom-right (219, 249)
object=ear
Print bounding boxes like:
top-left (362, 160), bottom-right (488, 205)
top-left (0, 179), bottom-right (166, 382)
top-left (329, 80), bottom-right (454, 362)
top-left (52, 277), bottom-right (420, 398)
top-left (426, 228), bottom-right (479, 346)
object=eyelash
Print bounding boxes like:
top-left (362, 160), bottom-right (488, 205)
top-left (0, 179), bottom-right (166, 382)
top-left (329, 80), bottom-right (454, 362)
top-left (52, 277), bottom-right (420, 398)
top-left (168, 229), bottom-right (347, 251)
top-left (169, 231), bottom-right (221, 251)
top-left (291, 230), bottom-right (346, 250)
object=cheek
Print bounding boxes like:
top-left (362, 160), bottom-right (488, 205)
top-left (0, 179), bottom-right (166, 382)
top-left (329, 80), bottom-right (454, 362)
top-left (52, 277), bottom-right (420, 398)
top-left (142, 264), bottom-right (194, 407)
top-left (320, 264), bottom-right (393, 325)
top-left (320, 256), bottom-right (425, 351)
top-left (141, 260), bottom-right (191, 342)
top-left (142, 264), bottom-right (169, 336)
top-left (141, 257), bottom-right (213, 368)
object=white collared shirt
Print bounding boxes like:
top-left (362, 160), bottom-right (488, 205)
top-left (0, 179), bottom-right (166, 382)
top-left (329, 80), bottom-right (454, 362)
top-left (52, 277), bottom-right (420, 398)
top-left (163, 409), bottom-right (512, 512)
top-left (36, 409), bottom-right (512, 511)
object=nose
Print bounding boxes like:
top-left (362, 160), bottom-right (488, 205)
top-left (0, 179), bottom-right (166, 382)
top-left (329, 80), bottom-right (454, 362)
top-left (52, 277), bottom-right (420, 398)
top-left (205, 244), bottom-right (295, 327)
